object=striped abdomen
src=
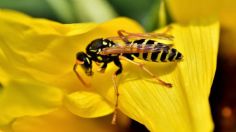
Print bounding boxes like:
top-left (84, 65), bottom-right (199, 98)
top-left (131, 39), bottom-right (183, 62)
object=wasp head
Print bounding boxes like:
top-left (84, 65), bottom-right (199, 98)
top-left (74, 52), bottom-right (93, 76)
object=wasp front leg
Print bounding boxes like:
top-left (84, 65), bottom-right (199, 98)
top-left (95, 62), bottom-right (101, 66)
top-left (97, 63), bottom-right (107, 73)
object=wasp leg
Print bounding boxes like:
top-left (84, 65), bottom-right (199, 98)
top-left (123, 53), bottom-right (135, 60)
top-left (120, 26), bottom-right (172, 36)
top-left (161, 25), bottom-right (173, 34)
top-left (119, 56), bottom-right (172, 88)
top-left (107, 27), bottom-right (173, 42)
top-left (117, 30), bottom-right (130, 43)
top-left (73, 61), bottom-right (89, 87)
top-left (117, 28), bottom-right (174, 41)
top-left (106, 31), bottom-right (130, 43)
top-left (95, 62), bottom-right (101, 66)
top-left (111, 57), bottom-right (123, 125)
top-left (97, 63), bottom-right (107, 73)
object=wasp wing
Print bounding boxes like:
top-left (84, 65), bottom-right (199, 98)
top-left (99, 43), bottom-right (173, 55)
top-left (107, 34), bottom-right (174, 41)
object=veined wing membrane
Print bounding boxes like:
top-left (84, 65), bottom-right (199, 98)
top-left (107, 33), bottom-right (174, 41)
top-left (99, 44), bottom-right (173, 55)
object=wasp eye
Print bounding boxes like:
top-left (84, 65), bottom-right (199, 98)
top-left (76, 52), bottom-right (87, 61)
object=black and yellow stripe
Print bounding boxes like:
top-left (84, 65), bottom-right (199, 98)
top-left (130, 39), bottom-right (182, 62)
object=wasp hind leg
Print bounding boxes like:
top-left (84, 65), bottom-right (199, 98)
top-left (107, 26), bottom-right (173, 42)
top-left (111, 57), bottom-right (123, 125)
top-left (106, 31), bottom-right (130, 43)
top-left (117, 27), bottom-right (173, 41)
top-left (119, 56), bottom-right (172, 88)
top-left (119, 26), bottom-right (172, 36)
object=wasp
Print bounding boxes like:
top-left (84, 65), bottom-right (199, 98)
top-left (73, 28), bottom-right (183, 124)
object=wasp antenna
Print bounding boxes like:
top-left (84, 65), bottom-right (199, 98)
top-left (73, 63), bottom-right (89, 87)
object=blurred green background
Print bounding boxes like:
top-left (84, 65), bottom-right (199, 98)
top-left (0, 0), bottom-right (171, 31)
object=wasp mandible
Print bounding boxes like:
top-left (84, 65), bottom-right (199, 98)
top-left (73, 28), bottom-right (183, 124)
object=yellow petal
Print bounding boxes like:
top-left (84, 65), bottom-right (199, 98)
top-left (11, 107), bottom-right (117, 132)
top-left (165, 0), bottom-right (236, 57)
top-left (0, 78), bottom-right (63, 126)
top-left (0, 10), bottom-right (144, 124)
top-left (166, 0), bottom-right (236, 33)
top-left (64, 91), bottom-right (113, 118)
top-left (120, 22), bottom-right (219, 132)
top-left (166, 0), bottom-right (220, 23)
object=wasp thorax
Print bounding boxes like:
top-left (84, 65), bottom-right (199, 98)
top-left (86, 39), bottom-right (104, 53)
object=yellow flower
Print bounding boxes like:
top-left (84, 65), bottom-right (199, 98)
top-left (0, 9), bottom-right (219, 132)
